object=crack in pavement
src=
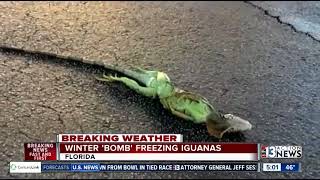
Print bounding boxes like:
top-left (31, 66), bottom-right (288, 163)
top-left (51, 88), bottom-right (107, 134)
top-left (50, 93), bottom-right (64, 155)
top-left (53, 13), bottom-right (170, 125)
top-left (244, 1), bottom-right (320, 43)
top-left (37, 103), bottom-right (66, 130)
top-left (37, 103), bottom-right (59, 113)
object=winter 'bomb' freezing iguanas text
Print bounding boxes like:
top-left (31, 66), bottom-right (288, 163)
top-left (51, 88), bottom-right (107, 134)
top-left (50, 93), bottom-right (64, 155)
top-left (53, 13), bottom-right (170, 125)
top-left (0, 46), bottom-right (253, 139)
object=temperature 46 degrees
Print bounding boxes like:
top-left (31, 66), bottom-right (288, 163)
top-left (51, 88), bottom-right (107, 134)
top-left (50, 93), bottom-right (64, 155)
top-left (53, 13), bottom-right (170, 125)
top-left (281, 163), bottom-right (300, 172)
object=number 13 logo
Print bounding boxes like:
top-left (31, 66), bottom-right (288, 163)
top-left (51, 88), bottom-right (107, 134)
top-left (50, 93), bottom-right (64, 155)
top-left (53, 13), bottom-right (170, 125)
top-left (267, 146), bottom-right (275, 157)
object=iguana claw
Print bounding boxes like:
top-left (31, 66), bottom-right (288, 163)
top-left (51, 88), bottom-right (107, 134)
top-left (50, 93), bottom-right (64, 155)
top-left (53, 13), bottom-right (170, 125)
top-left (96, 73), bottom-right (119, 82)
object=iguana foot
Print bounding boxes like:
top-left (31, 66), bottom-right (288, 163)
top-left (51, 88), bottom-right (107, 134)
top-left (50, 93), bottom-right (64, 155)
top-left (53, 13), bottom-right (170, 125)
top-left (96, 73), bottom-right (119, 82)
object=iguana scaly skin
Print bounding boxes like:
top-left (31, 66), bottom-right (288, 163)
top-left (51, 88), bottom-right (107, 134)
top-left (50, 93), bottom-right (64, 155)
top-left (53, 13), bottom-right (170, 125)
top-left (96, 66), bottom-right (253, 138)
top-left (0, 46), bottom-right (252, 138)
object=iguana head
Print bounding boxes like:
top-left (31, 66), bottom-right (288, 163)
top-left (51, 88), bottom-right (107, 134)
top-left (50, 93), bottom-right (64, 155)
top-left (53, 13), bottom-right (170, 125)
top-left (206, 112), bottom-right (252, 139)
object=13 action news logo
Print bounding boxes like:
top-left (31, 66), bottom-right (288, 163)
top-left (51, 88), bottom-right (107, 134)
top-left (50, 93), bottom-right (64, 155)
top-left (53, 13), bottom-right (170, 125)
top-left (261, 145), bottom-right (302, 158)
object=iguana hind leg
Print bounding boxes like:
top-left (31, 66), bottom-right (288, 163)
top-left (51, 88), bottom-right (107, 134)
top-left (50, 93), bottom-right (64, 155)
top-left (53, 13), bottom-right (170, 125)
top-left (97, 74), bottom-right (157, 98)
top-left (117, 76), bottom-right (157, 97)
top-left (170, 108), bottom-right (194, 121)
top-left (206, 117), bottom-right (232, 139)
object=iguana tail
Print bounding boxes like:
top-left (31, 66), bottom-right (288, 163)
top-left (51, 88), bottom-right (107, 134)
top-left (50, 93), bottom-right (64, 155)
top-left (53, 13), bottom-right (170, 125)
top-left (0, 45), bottom-right (151, 85)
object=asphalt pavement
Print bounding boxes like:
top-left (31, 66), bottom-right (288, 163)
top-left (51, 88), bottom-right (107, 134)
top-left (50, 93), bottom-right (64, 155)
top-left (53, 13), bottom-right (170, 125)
top-left (0, 1), bottom-right (319, 179)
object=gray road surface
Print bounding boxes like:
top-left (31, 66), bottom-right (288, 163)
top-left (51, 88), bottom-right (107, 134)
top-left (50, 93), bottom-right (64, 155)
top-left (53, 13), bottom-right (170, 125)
top-left (0, 1), bottom-right (319, 179)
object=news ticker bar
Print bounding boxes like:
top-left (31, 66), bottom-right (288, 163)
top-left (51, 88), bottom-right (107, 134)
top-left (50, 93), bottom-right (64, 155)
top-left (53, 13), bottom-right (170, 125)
top-left (9, 162), bottom-right (301, 173)
top-left (10, 162), bottom-right (258, 173)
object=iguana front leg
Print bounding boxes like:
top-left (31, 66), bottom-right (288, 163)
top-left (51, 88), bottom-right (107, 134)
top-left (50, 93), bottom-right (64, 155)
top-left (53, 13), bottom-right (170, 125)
top-left (97, 74), bottom-right (157, 98)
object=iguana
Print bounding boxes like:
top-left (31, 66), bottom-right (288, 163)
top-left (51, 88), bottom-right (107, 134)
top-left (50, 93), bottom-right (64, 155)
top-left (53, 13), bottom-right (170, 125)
top-left (96, 66), bottom-right (252, 139)
top-left (0, 46), bottom-right (252, 139)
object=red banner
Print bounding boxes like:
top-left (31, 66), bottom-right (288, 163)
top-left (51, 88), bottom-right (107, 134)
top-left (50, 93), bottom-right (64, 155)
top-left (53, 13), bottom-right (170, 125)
top-left (59, 143), bottom-right (257, 153)
top-left (24, 143), bottom-right (57, 161)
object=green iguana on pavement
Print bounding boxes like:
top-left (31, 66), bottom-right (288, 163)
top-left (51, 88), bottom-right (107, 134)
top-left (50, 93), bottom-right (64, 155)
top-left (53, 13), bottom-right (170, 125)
top-left (96, 66), bottom-right (253, 139)
top-left (0, 46), bottom-right (253, 139)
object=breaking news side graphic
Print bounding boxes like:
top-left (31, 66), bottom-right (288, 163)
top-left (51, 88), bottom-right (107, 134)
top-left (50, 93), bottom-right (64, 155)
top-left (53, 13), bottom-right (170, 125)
top-left (260, 145), bottom-right (302, 159)
top-left (24, 143), bottom-right (57, 161)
